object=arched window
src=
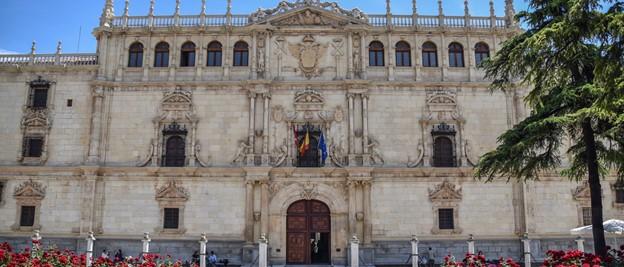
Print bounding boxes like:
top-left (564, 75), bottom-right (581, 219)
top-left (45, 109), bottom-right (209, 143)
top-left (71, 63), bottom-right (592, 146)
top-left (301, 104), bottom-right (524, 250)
top-left (474, 42), bottom-right (490, 66)
top-left (164, 136), bottom-right (186, 167)
top-left (128, 42), bottom-right (144, 68)
top-left (448, 42), bottom-right (465, 67)
top-left (433, 136), bottom-right (455, 167)
top-left (180, 42), bottom-right (196, 67)
top-left (422, 42), bottom-right (438, 67)
top-left (207, 41), bottom-right (223, 67)
top-left (395, 41), bottom-right (411, 67)
top-left (233, 41), bottom-right (249, 67)
top-left (154, 42), bottom-right (170, 68)
top-left (369, 41), bottom-right (385, 67)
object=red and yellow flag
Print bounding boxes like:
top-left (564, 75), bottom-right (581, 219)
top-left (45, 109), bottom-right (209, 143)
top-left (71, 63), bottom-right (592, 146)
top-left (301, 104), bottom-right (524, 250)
top-left (299, 131), bottom-right (310, 156)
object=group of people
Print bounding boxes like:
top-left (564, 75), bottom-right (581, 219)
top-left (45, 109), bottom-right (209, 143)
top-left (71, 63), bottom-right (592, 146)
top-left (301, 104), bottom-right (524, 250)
top-left (100, 249), bottom-right (124, 262)
top-left (100, 248), bottom-right (224, 266)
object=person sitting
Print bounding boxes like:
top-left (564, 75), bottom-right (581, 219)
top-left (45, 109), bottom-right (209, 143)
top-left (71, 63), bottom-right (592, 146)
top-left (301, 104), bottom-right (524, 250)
top-left (208, 251), bottom-right (217, 267)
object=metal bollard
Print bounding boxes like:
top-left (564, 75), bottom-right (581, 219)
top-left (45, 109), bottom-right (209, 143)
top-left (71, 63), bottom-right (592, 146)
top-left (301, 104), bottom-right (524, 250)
top-left (411, 235), bottom-right (419, 267)
top-left (259, 233), bottom-right (268, 267)
top-left (522, 233), bottom-right (531, 267)
top-left (575, 236), bottom-right (585, 253)
top-left (199, 233), bottom-right (208, 267)
top-left (142, 232), bottom-right (151, 260)
top-left (86, 231), bottom-right (96, 267)
top-left (350, 235), bottom-right (360, 267)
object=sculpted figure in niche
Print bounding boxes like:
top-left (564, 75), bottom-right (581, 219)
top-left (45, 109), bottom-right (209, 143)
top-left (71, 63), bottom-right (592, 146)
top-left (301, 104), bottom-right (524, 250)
top-left (367, 138), bottom-right (385, 166)
top-left (232, 140), bottom-right (252, 165)
top-left (271, 139), bottom-right (288, 167)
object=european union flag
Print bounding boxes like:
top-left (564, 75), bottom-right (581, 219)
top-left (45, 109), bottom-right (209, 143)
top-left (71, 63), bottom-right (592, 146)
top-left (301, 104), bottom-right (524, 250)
top-left (318, 131), bottom-right (328, 165)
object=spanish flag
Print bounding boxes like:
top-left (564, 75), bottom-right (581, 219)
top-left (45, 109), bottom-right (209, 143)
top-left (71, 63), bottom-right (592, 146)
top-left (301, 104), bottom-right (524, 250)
top-left (299, 131), bottom-right (310, 156)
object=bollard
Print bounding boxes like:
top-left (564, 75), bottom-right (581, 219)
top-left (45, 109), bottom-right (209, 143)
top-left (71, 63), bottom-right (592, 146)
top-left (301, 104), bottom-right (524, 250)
top-left (142, 232), bottom-right (151, 260)
top-left (411, 235), bottom-right (419, 267)
top-left (350, 235), bottom-right (360, 267)
top-left (259, 233), bottom-right (268, 267)
top-left (31, 230), bottom-right (42, 257)
top-left (86, 231), bottom-right (96, 267)
top-left (199, 233), bottom-right (207, 267)
top-left (467, 234), bottom-right (475, 255)
top-left (522, 233), bottom-right (531, 267)
top-left (575, 236), bottom-right (585, 253)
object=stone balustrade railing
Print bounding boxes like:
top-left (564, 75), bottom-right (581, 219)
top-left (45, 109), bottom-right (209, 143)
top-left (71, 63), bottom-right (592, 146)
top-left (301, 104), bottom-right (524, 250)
top-left (107, 14), bottom-right (509, 29)
top-left (0, 53), bottom-right (98, 66)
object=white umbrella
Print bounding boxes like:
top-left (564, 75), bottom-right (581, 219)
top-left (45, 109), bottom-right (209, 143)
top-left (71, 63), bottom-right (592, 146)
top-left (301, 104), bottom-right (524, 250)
top-left (571, 219), bottom-right (624, 235)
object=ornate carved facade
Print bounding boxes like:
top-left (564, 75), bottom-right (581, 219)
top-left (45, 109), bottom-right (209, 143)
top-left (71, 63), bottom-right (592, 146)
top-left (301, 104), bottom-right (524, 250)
top-left (0, 0), bottom-right (622, 265)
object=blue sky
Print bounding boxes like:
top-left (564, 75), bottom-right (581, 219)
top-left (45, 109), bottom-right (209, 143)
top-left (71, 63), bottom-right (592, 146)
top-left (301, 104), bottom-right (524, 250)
top-left (0, 0), bottom-right (528, 54)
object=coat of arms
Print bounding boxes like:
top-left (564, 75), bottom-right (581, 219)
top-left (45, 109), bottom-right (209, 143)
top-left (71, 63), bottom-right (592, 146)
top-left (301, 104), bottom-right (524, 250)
top-left (288, 35), bottom-right (328, 79)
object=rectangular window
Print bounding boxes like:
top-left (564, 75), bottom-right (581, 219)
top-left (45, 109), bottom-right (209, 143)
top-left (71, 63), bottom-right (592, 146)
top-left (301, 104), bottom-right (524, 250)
top-left (423, 52), bottom-right (438, 67)
top-left (154, 52), bottom-right (169, 68)
top-left (438, 208), bottom-right (454, 230)
top-left (163, 208), bottom-right (180, 229)
top-left (582, 207), bottom-right (592, 226)
top-left (23, 137), bottom-right (44, 158)
top-left (20, 206), bottom-right (36, 227)
top-left (616, 189), bottom-right (624, 204)
top-left (32, 88), bottom-right (48, 108)
top-left (207, 52), bottom-right (222, 67)
top-left (67, 99), bottom-right (73, 107)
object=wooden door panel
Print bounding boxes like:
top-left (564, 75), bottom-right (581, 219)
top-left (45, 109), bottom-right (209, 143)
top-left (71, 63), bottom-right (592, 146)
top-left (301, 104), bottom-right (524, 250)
top-left (287, 216), bottom-right (307, 231)
top-left (310, 215), bottom-right (330, 232)
top-left (287, 233), bottom-right (307, 264)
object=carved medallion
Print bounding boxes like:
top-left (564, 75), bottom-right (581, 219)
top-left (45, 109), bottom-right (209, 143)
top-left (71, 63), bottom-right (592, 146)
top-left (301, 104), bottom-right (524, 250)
top-left (288, 35), bottom-right (328, 79)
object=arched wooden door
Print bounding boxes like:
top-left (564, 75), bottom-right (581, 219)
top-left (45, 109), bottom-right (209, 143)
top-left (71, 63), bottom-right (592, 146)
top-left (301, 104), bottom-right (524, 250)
top-left (287, 200), bottom-right (331, 264)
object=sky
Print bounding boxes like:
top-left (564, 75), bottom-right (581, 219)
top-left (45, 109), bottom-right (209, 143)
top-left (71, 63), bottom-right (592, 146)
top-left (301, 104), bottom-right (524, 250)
top-left (0, 0), bottom-right (529, 54)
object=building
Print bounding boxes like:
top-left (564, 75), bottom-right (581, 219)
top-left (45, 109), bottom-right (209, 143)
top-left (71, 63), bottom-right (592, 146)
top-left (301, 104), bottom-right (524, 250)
top-left (0, 0), bottom-right (622, 265)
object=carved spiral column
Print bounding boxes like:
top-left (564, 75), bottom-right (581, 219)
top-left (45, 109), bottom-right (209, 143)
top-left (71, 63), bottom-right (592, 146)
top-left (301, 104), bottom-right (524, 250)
top-left (244, 181), bottom-right (255, 243)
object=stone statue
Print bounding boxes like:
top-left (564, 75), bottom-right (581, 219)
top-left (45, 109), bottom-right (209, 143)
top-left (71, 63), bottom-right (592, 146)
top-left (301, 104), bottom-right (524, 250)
top-left (367, 138), bottom-right (385, 166)
top-left (270, 139), bottom-right (288, 167)
top-left (232, 140), bottom-right (252, 165)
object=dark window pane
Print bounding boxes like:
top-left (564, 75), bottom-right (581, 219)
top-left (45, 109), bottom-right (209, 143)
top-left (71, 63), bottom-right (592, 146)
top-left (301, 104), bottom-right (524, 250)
top-left (163, 208), bottom-right (180, 229)
top-left (32, 88), bottom-right (48, 108)
top-left (582, 207), bottom-right (592, 226)
top-left (128, 43), bottom-right (144, 68)
top-left (20, 206), bottom-right (36, 227)
top-left (164, 136), bottom-right (185, 167)
top-left (297, 130), bottom-right (321, 167)
top-left (438, 209), bottom-right (454, 230)
top-left (23, 137), bottom-right (43, 158)
top-left (434, 137), bottom-right (455, 167)
top-left (617, 188), bottom-right (624, 204)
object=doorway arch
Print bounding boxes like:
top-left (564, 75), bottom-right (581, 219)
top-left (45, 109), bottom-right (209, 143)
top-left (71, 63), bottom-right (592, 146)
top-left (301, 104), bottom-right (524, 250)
top-left (286, 200), bottom-right (331, 264)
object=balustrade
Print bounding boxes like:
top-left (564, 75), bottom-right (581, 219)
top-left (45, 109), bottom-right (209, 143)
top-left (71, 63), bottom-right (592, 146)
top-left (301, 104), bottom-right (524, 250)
top-left (367, 15), bottom-right (387, 27)
top-left (0, 54), bottom-right (98, 66)
top-left (392, 15), bottom-right (413, 27)
top-left (417, 16), bottom-right (439, 28)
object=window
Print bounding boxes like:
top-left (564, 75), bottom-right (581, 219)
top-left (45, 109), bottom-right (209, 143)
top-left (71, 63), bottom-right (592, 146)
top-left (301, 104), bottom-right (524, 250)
top-left (233, 41), bottom-right (249, 67)
top-left (422, 42), bottom-right (438, 67)
top-left (207, 41), bottom-right (223, 67)
top-left (448, 43), bottom-right (465, 67)
top-left (438, 208), bottom-right (454, 230)
top-left (20, 206), bottom-right (36, 227)
top-left (23, 137), bottom-right (44, 158)
top-left (395, 41), bottom-right (411, 67)
top-left (582, 207), bottom-right (592, 226)
top-left (474, 42), bottom-right (490, 66)
top-left (128, 42), bottom-right (144, 68)
top-left (66, 99), bottom-right (73, 107)
top-left (31, 88), bottom-right (49, 109)
top-left (180, 42), bottom-right (196, 67)
top-left (433, 136), bottom-right (455, 167)
top-left (369, 41), bottom-right (385, 67)
top-left (617, 187), bottom-right (624, 204)
top-left (164, 136), bottom-right (185, 167)
top-left (154, 42), bottom-right (170, 68)
top-left (163, 208), bottom-right (180, 229)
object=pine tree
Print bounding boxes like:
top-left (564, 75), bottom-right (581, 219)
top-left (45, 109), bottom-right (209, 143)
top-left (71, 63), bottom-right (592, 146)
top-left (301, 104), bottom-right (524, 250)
top-left (474, 0), bottom-right (624, 257)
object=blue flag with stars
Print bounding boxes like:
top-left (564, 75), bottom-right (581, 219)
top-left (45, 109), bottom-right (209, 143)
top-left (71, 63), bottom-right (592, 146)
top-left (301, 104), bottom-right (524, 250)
top-left (318, 131), bottom-right (328, 165)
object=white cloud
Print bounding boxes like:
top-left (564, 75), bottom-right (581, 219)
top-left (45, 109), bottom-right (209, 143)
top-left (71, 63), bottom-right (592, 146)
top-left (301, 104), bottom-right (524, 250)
top-left (0, 49), bottom-right (20, 55)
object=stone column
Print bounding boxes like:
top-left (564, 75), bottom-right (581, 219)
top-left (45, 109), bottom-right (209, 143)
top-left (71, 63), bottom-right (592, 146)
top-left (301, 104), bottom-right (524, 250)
top-left (244, 181), bottom-right (255, 243)
top-left (360, 34), bottom-right (367, 79)
top-left (262, 93), bottom-right (270, 157)
top-left (522, 233), bottom-right (531, 267)
top-left (387, 32), bottom-right (395, 81)
top-left (347, 93), bottom-right (355, 156)
top-left (575, 236), bottom-right (585, 253)
top-left (411, 236), bottom-right (419, 267)
top-left (350, 235), bottom-right (359, 267)
top-left (88, 88), bottom-right (105, 163)
top-left (362, 181), bottom-right (372, 245)
top-left (260, 181), bottom-right (269, 237)
top-left (347, 181), bottom-right (357, 238)
top-left (251, 32), bottom-right (258, 80)
top-left (199, 233), bottom-right (208, 267)
top-left (347, 32), bottom-right (353, 79)
top-left (467, 234), bottom-right (475, 254)
top-left (248, 92), bottom-right (257, 155)
top-left (287, 122), bottom-right (294, 167)
top-left (362, 93), bottom-right (370, 155)
top-left (86, 232), bottom-right (96, 267)
top-left (259, 234), bottom-right (268, 267)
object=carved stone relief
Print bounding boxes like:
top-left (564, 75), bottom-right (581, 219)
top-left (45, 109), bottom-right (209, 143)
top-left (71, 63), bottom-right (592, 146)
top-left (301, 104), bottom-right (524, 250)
top-left (288, 35), bottom-right (328, 79)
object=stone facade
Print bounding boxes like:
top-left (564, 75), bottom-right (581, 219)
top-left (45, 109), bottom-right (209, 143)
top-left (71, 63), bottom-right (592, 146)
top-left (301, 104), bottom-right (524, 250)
top-left (0, 0), bottom-right (622, 265)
